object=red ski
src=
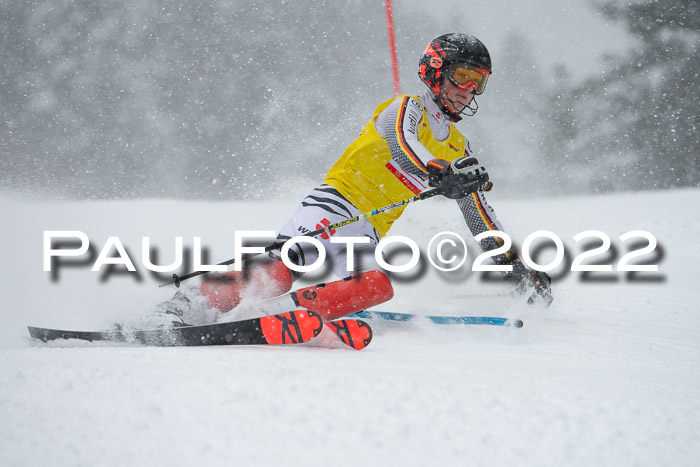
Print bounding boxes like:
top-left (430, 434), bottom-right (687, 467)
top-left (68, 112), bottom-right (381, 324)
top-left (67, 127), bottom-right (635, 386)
top-left (324, 319), bottom-right (373, 350)
top-left (28, 310), bottom-right (323, 347)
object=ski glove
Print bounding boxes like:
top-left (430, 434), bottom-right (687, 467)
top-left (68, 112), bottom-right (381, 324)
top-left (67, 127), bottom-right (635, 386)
top-left (427, 157), bottom-right (492, 199)
top-left (521, 269), bottom-right (553, 306)
top-left (508, 257), bottom-right (553, 307)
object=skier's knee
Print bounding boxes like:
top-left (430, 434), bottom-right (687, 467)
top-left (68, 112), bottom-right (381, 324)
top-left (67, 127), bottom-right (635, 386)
top-left (200, 260), bottom-right (294, 311)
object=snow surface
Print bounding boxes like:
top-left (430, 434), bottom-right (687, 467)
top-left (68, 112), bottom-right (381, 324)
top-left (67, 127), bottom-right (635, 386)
top-left (1, 188), bottom-right (699, 466)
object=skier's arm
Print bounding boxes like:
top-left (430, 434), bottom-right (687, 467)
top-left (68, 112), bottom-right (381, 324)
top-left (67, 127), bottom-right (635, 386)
top-left (458, 190), bottom-right (553, 305)
top-left (376, 98), bottom-right (508, 257)
top-left (456, 191), bottom-right (515, 265)
top-left (375, 96), bottom-right (434, 180)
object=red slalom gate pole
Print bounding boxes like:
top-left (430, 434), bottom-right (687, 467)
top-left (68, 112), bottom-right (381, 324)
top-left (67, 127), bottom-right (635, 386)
top-left (384, 0), bottom-right (401, 96)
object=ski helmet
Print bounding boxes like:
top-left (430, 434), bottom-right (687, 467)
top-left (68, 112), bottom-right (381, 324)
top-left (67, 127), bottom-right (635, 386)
top-left (418, 33), bottom-right (492, 119)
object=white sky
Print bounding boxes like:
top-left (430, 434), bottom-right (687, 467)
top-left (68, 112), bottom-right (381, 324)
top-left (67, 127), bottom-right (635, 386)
top-left (415, 0), bottom-right (633, 79)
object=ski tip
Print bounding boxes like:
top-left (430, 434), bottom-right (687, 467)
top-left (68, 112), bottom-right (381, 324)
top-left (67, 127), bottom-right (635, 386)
top-left (324, 318), bottom-right (373, 350)
top-left (356, 319), bottom-right (373, 348)
top-left (308, 310), bottom-right (325, 338)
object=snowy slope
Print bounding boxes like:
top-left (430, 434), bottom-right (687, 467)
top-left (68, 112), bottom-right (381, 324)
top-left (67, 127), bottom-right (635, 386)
top-left (1, 189), bottom-right (699, 467)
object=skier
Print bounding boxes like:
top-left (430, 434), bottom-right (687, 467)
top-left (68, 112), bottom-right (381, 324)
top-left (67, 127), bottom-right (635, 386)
top-left (164, 33), bottom-right (552, 323)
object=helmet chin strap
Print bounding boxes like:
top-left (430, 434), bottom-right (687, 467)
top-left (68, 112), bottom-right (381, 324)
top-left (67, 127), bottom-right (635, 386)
top-left (436, 91), bottom-right (479, 121)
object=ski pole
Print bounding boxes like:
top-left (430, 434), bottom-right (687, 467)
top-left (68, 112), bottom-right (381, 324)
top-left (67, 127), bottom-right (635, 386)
top-left (159, 188), bottom-right (442, 288)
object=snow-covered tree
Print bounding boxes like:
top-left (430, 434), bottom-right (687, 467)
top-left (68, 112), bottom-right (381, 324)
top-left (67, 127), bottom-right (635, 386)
top-left (564, 0), bottom-right (699, 191)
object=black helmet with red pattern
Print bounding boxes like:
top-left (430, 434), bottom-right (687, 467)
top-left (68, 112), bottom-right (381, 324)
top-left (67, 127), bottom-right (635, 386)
top-left (418, 33), bottom-right (492, 119)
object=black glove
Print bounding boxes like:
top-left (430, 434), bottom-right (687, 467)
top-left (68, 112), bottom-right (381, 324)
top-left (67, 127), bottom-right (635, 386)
top-left (427, 157), bottom-right (491, 199)
top-left (507, 257), bottom-right (553, 307)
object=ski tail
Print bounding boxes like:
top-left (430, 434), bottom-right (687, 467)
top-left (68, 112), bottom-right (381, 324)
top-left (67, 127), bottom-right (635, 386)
top-left (27, 326), bottom-right (106, 343)
top-left (27, 310), bottom-right (324, 347)
top-left (324, 319), bottom-right (373, 350)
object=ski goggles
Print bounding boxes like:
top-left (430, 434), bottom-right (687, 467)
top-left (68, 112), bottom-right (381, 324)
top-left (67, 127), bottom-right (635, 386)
top-left (447, 63), bottom-right (490, 95)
